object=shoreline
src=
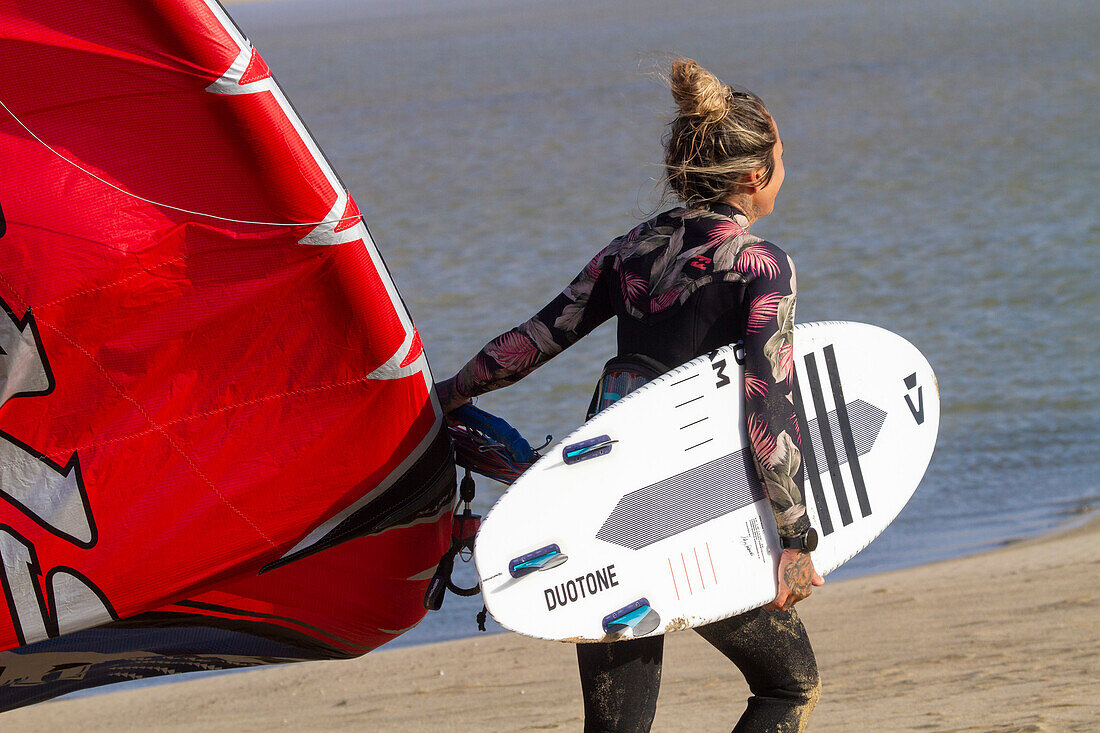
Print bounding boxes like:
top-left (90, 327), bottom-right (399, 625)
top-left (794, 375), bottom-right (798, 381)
top-left (389, 508), bottom-right (1098, 651)
top-left (7, 515), bottom-right (1098, 731)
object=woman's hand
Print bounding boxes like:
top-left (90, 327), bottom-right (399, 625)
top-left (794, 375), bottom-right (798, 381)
top-left (765, 549), bottom-right (825, 611)
top-left (434, 377), bottom-right (469, 414)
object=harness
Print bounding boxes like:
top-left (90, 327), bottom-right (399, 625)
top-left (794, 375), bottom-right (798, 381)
top-left (587, 353), bottom-right (670, 419)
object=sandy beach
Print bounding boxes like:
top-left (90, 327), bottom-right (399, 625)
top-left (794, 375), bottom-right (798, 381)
top-left (6, 516), bottom-right (1096, 732)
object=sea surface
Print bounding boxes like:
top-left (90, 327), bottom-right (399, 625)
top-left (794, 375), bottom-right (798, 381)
top-left (221, 0), bottom-right (1099, 648)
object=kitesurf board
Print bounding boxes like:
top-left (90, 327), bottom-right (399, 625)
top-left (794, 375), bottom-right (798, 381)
top-left (474, 321), bottom-right (938, 642)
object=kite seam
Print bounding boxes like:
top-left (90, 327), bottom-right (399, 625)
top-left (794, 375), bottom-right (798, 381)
top-left (0, 270), bottom-right (277, 548)
top-left (38, 254), bottom-right (190, 309)
top-left (66, 374), bottom-right (383, 453)
top-left (0, 96), bottom-right (362, 229)
top-left (37, 319), bottom-right (279, 547)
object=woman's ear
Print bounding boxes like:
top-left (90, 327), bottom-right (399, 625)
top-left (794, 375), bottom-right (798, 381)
top-left (743, 167), bottom-right (764, 193)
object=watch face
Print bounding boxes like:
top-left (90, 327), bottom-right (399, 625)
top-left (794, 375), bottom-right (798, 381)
top-left (783, 528), bottom-right (819, 551)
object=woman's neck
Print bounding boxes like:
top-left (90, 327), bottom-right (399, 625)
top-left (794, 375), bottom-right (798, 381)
top-left (706, 197), bottom-right (759, 228)
top-left (721, 193), bottom-right (762, 228)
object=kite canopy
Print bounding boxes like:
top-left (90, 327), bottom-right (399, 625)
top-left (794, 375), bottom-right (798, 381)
top-left (0, 0), bottom-right (454, 709)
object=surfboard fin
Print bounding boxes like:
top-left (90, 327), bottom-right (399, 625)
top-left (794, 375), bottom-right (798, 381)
top-left (508, 544), bottom-right (568, 578)
top-left (603, 598), bottom-right (661, 637)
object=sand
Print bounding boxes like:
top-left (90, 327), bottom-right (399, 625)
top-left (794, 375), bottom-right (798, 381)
top-left (6, 517), bottom-right (1098, 732)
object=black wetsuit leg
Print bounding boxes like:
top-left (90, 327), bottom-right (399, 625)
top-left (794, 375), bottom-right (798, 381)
top-left (576, 635), bottom-right (664, 733)
top-left (695, 607), bottom-right (821, 733)
top-left (576, 607), bottom-right (817, 733)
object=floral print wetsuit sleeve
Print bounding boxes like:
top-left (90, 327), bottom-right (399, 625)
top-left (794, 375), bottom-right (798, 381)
top-left (742, 248), bottom-right (810, 538)
top-left (452, 242), bottom-right (618, 400)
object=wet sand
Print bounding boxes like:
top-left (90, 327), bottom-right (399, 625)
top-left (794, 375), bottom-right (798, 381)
top-left (6, 516), bottom-right (1097, 731)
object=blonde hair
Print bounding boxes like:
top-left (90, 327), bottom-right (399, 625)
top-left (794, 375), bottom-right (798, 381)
top-left (663, 58), bottom-right (777, 208)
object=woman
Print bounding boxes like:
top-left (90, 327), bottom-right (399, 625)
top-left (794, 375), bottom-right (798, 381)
top-left (437, 58), bottom-right (823, 733)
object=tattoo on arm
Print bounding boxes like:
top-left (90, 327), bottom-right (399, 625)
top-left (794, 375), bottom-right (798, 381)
top-left (784, 552), bottom-right (813, 598)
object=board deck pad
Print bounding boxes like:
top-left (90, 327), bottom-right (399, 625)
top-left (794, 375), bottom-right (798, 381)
top-left (474, 321), bottom-right (939, 642)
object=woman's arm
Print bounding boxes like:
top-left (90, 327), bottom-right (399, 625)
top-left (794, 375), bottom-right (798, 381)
top-left (437, 242), bottom-right (618, 412)
top-left (740, 244), bottom-right (823, 609)
top-left (741, 245), bottom-right (809, 538)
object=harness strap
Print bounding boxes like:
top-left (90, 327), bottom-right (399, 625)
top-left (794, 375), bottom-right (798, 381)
top-left (587, 353), bottom-right (671, 419)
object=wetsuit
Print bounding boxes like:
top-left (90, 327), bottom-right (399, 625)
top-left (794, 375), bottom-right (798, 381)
top-left (454, 202), bottom-right (820, 732)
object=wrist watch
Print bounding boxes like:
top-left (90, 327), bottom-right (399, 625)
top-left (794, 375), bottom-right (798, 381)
top-left (779, 527), bottom-right (819, 552)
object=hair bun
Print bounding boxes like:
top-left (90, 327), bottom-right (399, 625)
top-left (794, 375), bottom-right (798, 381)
top-left (661, 58), bottom-right (776, 208)
top-left (669, 58), bottom-right (728, 121)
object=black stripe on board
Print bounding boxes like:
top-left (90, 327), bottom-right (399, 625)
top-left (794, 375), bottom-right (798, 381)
top-left (680, 417), bottom-right (709, 430)
top-left (804, 351), bottom-right (853, 526)
top-left (792, 378), bottom-right (833, 535)
top-left (685, 438), bottom-right (713, 451)
top-left (823, 345), bottom-right (872, 518)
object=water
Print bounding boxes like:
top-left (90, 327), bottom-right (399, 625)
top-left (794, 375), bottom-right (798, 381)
top-left (221, 0), bottom-right (1099, 648)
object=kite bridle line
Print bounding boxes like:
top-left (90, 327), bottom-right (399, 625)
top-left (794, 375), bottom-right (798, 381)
top-left (0, 96), bottom-right (363, 229)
